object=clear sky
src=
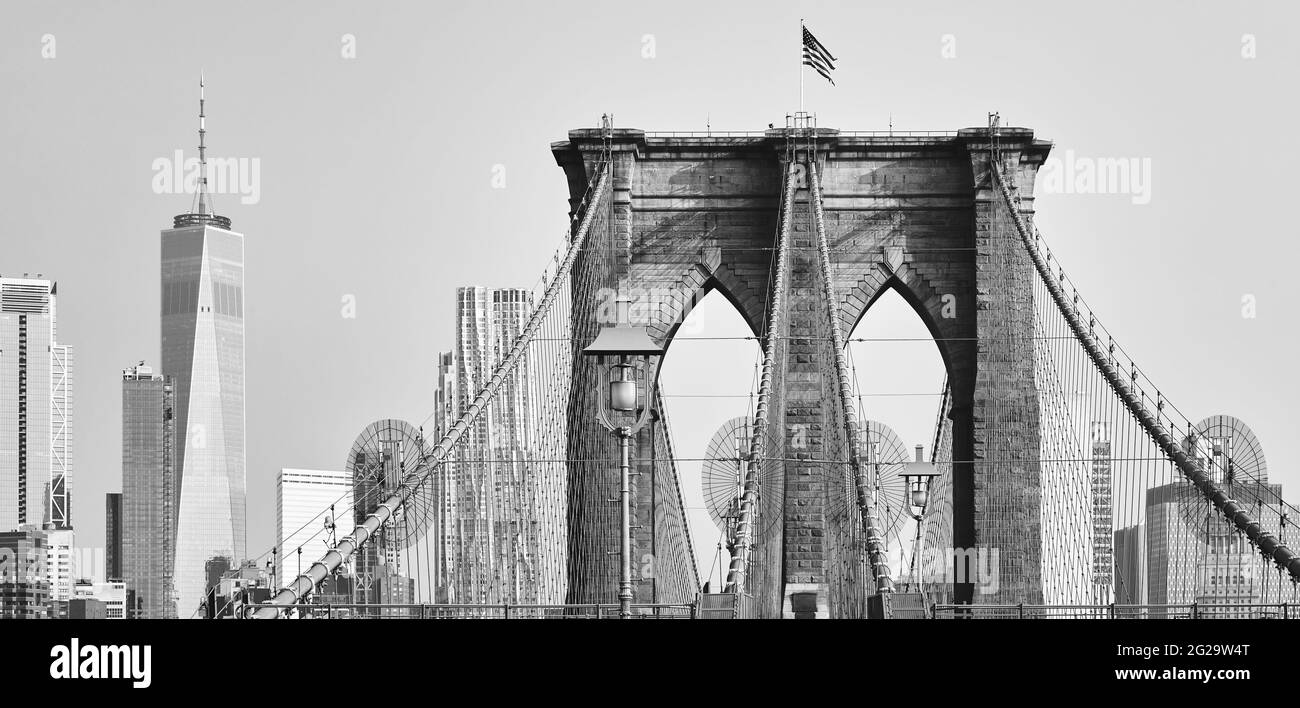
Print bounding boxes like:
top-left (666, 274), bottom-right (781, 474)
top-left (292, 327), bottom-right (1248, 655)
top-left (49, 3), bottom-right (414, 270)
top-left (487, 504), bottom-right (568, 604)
top-left (3, 0), bottom-right (1297, 585)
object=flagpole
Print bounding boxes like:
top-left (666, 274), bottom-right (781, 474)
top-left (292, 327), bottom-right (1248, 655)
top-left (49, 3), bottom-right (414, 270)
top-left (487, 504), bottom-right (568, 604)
top-left (799, 19), bottom-right (804, 113)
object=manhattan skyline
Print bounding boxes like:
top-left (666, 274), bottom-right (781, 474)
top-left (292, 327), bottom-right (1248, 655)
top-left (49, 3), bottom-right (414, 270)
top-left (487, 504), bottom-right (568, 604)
top-left (2, 0), bottom-right (1298, 585)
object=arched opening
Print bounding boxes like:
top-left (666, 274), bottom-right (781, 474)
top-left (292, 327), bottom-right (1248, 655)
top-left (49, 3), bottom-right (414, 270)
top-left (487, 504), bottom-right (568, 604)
top-left (845, 286), bottom-right (947, 589)
top-left (655, 287), bottom-right (762, 592)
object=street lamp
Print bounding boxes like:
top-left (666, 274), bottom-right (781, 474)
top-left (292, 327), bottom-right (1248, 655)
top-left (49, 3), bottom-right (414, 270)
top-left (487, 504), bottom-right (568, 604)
top-left (902, 445), bottom-right (941, 601)
top-left (582, 294), bottom-right (663, 619)
top-left (903, 445), bottom-right (940, 521)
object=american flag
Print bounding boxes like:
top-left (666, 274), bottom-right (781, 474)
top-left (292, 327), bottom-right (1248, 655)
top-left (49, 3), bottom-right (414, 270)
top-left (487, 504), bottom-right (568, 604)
top-left (802, 25), bottom-right (837, 86)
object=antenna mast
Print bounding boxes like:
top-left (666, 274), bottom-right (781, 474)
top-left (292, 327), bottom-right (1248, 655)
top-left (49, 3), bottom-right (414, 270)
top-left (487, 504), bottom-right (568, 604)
top-left (195, 72), bottom-right (212, 215)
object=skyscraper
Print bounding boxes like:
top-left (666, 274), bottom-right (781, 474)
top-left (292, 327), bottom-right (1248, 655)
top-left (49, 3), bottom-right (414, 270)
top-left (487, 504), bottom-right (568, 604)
top-left (432, 351), bottom-right (454, 601)
top-left (1144, 415), bottom-right (1285, 617)
top-left (162, 79), bottom-right (246, 618)
top-left (436, 287), bottom-right (568, 604)
top-left (1144, 480), bottom-right (1285, 616)
top-left (1089, 421), bottom-right (1113, 605)
top-left (1113, 522), bottom-right (1146, 607)
top-left (346, 420), bottom-right (423, 606)
top-left (105, 492), bottom-right (122, 582)
top-left (433, 351), bottom-right (454, 441)
top-left (0, 275), bottom-right (72, 532)
top-left (121, 362), bottom-right (178, 619)
top-left (275, 469), bottom-right (353, 589)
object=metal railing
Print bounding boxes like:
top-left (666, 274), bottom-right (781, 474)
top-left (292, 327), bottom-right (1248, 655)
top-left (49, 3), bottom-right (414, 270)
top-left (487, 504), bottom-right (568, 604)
top-left (932, 603), bottom-right (1297, 619)
top-left (838, 130), bottom-right (959, 137)
top-left (247, 602), bottom-right (698, 619)
top-left (244, 599), bottom-right (1294, 619)
top-left (640, 130), bottom-right (959, 139)
top-left (644, 131), bottom-right (768, 137)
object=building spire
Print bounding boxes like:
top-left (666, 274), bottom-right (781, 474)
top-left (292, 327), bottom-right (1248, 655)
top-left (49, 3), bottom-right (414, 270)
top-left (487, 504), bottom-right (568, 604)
top-left (175, 71), bottom-right (230, 229)
top-left (195, 71), bottom-right (211, 216)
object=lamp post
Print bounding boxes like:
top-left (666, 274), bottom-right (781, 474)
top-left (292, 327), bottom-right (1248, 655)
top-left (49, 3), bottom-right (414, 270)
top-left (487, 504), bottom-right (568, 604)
top-left (582, 294), bottom-right (663, 619)
top-left (902, 445), bottom-right (941, 601)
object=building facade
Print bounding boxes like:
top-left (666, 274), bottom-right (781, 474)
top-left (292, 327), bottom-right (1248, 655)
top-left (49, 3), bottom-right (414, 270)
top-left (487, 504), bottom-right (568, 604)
top-left (162, 204), bottom-right (246, 618)
top-left (121, 363), bottom-right (178, 618)
top-left (73, 579), bottom-right (126, 619)
top-left (105, 492), bottom-right (122, 582)
top-left (275, 468), bottom-right (353, 588)
top-left (0, 276), bottom-right (72, 533)
top-left (0, 526), bottom-right (50, 618)
top-left (1113, 522), bottom-right (1145, 607)
top-left (204, 562), bottom-right (272, 619)
top-left (44, 526), bottom-right (75, 616)
top-left (1089, 421), bottom-right (1114, 605)
top-left (435, 287), bottom-right (569, 605)
top-left (432, 351), bottom-right (454, 601)
top-left (1145, 480), bottom-right (1286, 616)
top-left (345, 420), bottom-right (422, 602)
top-left (1143, 415), bottom-right (1285, 617)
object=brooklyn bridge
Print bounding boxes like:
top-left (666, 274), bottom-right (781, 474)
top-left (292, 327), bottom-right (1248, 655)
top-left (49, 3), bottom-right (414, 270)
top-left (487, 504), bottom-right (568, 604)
top-left (241, 115), bottom-right (1299, 620)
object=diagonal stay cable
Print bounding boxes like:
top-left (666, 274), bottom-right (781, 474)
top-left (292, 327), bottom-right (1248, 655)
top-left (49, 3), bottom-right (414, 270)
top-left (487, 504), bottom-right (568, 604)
top-left (254, 160), bottom-right (612, 617)
top-left (724, 161), bottom-right (795, 597)
top-left (989, 147), bottom-right (1300, 584)
top-left (808, 160), bottom-right (896, 613)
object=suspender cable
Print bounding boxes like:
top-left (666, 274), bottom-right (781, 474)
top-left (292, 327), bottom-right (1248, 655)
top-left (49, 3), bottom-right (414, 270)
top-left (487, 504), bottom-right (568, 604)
top-left (253, 160), bottom-right (612, 618)
top-left (808, 161), bottom-right (895, 613)
top-left (724, 161), bottom-right (796, 596)
top-left (989, 155), bottom-right (1300, 584)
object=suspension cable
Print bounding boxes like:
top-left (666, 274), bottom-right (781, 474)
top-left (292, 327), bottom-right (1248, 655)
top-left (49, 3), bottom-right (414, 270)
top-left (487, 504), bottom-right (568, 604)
top-left (988, 139), bottom-right (1300, 584)
top-left (253, 159), bottom-right (613, 617)
top-left (723, 161), bottom-right (796, 596)
top-left (808, 160), bottom-right (895, 614)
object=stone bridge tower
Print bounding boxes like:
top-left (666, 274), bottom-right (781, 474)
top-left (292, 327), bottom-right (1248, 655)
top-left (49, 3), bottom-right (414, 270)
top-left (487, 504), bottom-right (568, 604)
top-left (554, 125), bottom-right (1053, 617)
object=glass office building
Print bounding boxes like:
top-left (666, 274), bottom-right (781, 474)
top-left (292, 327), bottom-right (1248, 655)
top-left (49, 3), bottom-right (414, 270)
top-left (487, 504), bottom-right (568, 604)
top-left (1143, 415), bottom-right (1285, 617)
top-left (162, 204), bottom-right (246, 618)
top-left (121, 363), bottom-right (178, 618)
top-left (0, 276), bottom-right (72, 533)
top-left (105, 492), bottom-right (123, 582)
